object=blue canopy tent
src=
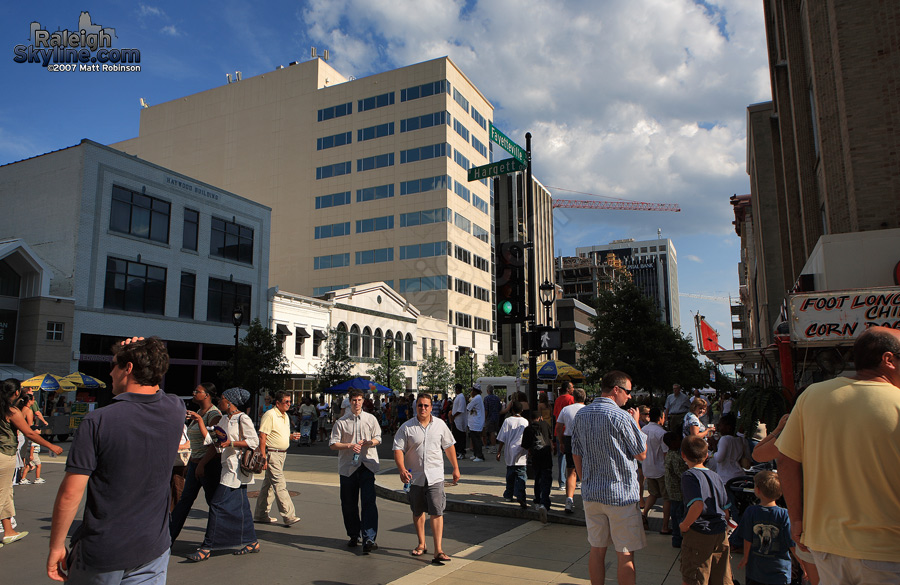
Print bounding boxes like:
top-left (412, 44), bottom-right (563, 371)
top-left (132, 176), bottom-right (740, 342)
top-left (326, 377), bottom-right (393, 394)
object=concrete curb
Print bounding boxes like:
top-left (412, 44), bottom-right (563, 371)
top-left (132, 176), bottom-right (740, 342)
top-left (374, 482), bottom-right (586, 526)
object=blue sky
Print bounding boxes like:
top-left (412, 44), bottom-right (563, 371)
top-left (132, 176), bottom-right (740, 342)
top-left (0, 1), bottom-right (771, 347)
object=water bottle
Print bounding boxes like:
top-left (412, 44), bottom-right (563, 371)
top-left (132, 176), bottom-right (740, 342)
top-left (403, 469), bottom-right (412, 493)
top-left (352, 452), bottom-right (361, 466)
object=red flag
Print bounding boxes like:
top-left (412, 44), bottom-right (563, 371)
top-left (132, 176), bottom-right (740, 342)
top-left (699, 317), bottom-right (725, 352)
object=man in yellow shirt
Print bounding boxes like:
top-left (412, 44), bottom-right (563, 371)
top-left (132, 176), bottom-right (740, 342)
top-left (254, 391), bottom-right (301, 526)
top-left (777, 326), bottom-right (900, 584)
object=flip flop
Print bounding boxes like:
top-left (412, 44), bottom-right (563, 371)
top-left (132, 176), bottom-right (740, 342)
top-left (432, 552), bottom-right (451, 564)
top-left (411, 546), bottom-right (428, 556)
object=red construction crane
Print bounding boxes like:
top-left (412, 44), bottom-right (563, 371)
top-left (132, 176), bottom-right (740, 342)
top-left (547, 187), bottom-right (681, 213)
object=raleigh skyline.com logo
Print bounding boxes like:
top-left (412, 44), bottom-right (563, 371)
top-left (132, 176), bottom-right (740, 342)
top-left (13, 11), bottom-right (141, 72)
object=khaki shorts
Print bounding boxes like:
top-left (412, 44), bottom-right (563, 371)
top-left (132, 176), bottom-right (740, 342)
top-left (681, 530), bottom-right (733, 585)
top-left (645, 476), bottom-right (667, 499)
top-left (811, 549), bottom-right (900, 585)
top-left (584, 501), bottom-right (647, 553)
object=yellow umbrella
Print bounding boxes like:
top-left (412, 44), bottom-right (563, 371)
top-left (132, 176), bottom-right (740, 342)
top-left (521, 359), bottom-right (584, 381)
top-left (62, 372), bottom-right (107, 389)
top-left (21, 373), bottom-right (77, 392)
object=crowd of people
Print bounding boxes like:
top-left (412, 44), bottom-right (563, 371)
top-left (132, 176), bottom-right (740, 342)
top-left (1, 326), bottom-right (896, 585)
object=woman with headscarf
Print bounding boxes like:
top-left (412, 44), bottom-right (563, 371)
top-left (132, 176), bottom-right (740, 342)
top-left (187, 387), bottom-right (260, 561)
top-left (1, 379), bottom-right (63, 545)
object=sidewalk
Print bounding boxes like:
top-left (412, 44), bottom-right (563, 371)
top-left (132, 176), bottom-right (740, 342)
top-left (280, 444), bottom-right (749, 585)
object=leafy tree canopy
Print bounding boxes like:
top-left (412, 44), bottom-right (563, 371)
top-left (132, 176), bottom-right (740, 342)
top-left (419, 349), bottom-right (453, 396)
top-left (316, 327), bottom-right (354, 392)
top-left (366, 345), bottom-right (405, 394)
top-left (577, 284), bottom-right (706, 398)
top-left (479, 353), bottom-right (517, 378)
top-left (219, 318), bottom-right (289, 409)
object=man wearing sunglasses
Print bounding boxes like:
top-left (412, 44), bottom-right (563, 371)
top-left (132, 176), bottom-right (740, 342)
top-left (572, 371), bottom-right (647, 585)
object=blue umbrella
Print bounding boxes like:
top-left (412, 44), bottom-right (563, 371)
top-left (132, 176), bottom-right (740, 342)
top-left (326, 377), bottom-right (392, 394)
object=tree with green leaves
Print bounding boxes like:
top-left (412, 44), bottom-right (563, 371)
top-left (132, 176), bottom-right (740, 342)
top-left (219, 318), bottom-right (289, 419)
top-left (316, 327), bottom-right (354, 393)
top-left (577, 284), bottom-right (706, 399)
top-left (454, 353), bottom-right (477, 389)
top-left (419, 349), bottom-right (453, 396)
top-left (366, 345), bottom-right (405, 394)
top-left (478, 353), bottom-right (517, 378)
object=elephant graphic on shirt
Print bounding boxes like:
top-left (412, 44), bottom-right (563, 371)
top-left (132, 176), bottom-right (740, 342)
top-left (753, 523), bottom-right (780, 554)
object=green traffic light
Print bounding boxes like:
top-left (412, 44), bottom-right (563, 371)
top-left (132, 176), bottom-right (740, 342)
top-left (499, 300), bottom-right (513, 315)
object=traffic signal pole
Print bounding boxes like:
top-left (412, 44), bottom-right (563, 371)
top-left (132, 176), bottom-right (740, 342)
top-left (525, 132), bottom-right (538, 411)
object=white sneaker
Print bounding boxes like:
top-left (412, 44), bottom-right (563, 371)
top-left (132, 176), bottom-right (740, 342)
top-left (536, 504), bottom-right (548, 523)
top-left (471, 457), bottom-right (484, 462)
top-left (565, 498), bottom-right (574, 514)
top-left (17, 479), bottom-right (30, 485)
top-left (34, 478), bottom-right (46, 484)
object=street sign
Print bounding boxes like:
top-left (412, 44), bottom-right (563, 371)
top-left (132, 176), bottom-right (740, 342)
top-left (467, 157), bottom-right (526, 182)
top-left (489, 122), bottom-right (527, 166)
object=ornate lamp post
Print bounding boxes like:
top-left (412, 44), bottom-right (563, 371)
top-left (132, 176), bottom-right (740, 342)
top-left (384, 337), bottom-right (393, 395)
top-left (539, 280), bottom-right (556, 360)
top-left (467, 348), bottom-right (475, 389)
top-left (232, 305), bottom-right (243, 388)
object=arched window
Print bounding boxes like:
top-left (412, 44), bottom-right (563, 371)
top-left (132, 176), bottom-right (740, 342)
top-left (373, 328), bottom-right (383, 358)
top-left (362, 327), bottom-right (372, 358)
top-left (395, 332), bottom-right (404, 360)
top-left (350, 324), bottom-right (360, 357)
top-left (405, 333), bottom-right (414, 361)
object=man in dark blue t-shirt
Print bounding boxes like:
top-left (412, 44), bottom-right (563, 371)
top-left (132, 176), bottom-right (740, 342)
top-left (48, 337), bottom-right (184, 583)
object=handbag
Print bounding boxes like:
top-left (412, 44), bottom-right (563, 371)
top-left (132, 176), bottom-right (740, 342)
top-left (238, 414), bottom-right (266, 474)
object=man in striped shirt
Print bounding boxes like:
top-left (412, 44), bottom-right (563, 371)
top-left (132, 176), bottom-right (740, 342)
top-left (572, 371), bottom-right (647, 585)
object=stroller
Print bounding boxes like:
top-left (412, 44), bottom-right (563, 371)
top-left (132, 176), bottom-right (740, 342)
top-left (297, 415), bottom-right (313, 447)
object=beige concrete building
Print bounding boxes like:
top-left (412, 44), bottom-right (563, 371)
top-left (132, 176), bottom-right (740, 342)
top-left (115, 56), bottom-right (499, 363)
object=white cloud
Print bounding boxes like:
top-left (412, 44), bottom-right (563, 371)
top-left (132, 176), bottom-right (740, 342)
top-left (139, 5), bottom-right (165, 18)
top-left (686, 254), bottom-right (703, 263)
top-left (160, 25), bottom-right (179, 36)
top-left (296, 0), bottom-right (770, 252)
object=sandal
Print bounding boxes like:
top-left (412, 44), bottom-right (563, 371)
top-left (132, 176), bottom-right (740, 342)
top-left (234, 542), bottom-right (260, 555)
top-left (186, 548), bottom-right (211, 562)
top-left (432, 552), bottom-right (451, 564)
top-left (411, 546), bottom-right (428, 556)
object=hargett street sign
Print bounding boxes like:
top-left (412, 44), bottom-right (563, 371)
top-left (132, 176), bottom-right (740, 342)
top-left (489, 122), bottom-right (527, 166)
top-left (467, 157), bottom-right (527, 181)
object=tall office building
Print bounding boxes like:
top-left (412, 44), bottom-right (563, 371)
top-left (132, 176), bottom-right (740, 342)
top-left (116, 56), bottom-right (505, 359)
top-left (571, 238), bottom-right (680, 328)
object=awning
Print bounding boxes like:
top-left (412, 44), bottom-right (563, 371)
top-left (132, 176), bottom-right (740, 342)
top-left (276, 323), bottom-right (292, 336)
top-left (0, 364), bottom-right (34, 381)
top-left (295, 327), bottom-right (311, 339)
top-left (313, 330), bottom-right (327, 340)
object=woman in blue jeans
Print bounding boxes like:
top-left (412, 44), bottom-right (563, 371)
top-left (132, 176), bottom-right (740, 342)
top-left (170, 383), bottom-right (222, 542)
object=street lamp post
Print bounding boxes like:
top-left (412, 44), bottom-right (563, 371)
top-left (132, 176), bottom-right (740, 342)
top-left (467, 348), bottom-right (475, 389)
top-left (231, 305), bottom-right (243, 388)
top-left (539, 280), bottom-right (556, 329)
top-left (384, 337), bottom-right (393, 395)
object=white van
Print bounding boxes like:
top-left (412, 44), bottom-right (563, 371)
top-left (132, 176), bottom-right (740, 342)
top-left (475, 376), bottom-right (525, 398)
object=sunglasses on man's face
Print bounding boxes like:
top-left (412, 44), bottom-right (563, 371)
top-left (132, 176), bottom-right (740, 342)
top-left (615, 385), bottom-right (632, 395)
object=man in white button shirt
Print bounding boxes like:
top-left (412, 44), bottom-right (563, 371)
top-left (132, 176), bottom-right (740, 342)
top-left (330, 389), bottom-right (381, 553)
top-left (393, 393), bottom-right (460, 564)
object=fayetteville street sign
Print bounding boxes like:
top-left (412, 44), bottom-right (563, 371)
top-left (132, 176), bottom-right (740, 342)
top-left (489, 122), bottom-right (527, 166)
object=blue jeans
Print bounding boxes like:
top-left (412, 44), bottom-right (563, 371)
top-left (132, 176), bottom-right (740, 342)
top-left (169, 457), bottom-right (221, 542)
top-left (504, 465), bottom-right (527, 503)
top-left (67, 546), bottom-right (168, 585)
top-left (670, 500), bottom-right (685, 547)
top-left (532, 465), bottom-right (552, 508)
top-left (339, 465), bottom-right (378, 542)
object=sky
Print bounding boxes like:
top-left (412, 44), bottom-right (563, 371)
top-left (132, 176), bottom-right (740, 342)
top-left (0, 0), bottom-right (772, 348)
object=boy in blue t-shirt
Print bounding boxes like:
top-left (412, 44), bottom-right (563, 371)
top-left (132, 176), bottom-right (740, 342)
top-left (737, 471), bottom-right (795, 585)
top-left (678, 435), bottom-right (733, 585)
